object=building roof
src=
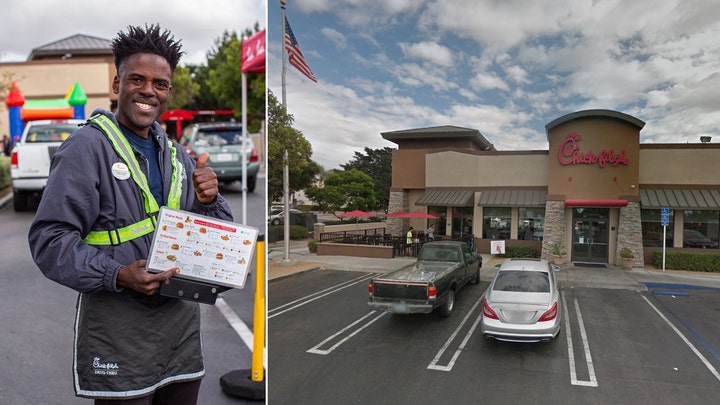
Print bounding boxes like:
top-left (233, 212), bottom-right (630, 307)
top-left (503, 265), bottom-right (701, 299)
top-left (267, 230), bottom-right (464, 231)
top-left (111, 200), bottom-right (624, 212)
top-left (28, 34), bottom-right (112, 61)
top-left (640, 189), bottom-right (720, 210)
top-left (478, 189), bottom-right (548, 207)
top-left (416, 190), bottom-right (475, 207)
top-left (381, 125), bottom-right (496, 151)
top-left (545, 109), bottom-right (645, 134)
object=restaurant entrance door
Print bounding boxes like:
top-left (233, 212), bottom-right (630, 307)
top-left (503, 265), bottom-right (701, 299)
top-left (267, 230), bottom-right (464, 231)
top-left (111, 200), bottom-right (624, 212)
top-left (571, 208), bottom-right (609, 264)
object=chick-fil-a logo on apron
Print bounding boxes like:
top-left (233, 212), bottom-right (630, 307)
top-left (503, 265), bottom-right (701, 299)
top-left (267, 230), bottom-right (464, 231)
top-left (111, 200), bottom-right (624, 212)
top-left (558, 132), bottom-right (629, 168)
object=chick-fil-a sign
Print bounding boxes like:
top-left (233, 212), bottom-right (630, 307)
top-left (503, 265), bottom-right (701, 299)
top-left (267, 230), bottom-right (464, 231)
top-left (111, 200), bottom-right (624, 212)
top-left (558, 132), bottom-right (629, 168)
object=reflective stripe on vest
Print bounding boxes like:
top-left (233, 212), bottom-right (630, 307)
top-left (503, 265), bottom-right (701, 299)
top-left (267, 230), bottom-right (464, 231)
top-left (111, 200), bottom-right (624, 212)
top-left (84, 114), bottom-right (182, 246)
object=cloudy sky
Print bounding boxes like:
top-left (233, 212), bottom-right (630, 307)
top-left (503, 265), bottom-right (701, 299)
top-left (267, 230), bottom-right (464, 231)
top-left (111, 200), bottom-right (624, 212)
top-left (0, 0), bottom-right (266, 66)
top-left (268, 0), bottom-right (720, 171)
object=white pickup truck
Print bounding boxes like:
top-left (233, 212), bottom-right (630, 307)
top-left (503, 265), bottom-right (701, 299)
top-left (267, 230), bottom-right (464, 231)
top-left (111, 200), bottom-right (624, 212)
top-left (10, 119), bottom-right (84, 211)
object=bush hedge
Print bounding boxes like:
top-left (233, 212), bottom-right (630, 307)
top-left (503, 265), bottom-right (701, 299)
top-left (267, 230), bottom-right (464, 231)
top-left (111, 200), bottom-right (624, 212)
top-left (307, 239), bottom-right (318, 253)
top-left (501, 245), bottom-right (540, 259)
top-left (652, 250), bottom-right (720, 272)
top-left (0, 156), bottom-right (10, 189)
top-left (269, 224), bottom-right (312, 240)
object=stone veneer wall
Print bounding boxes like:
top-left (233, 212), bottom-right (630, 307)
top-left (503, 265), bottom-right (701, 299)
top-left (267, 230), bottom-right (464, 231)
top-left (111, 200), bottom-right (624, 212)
top-left (541, 201), bottom-right (566, 261)
top-left (387, 190), bottom-right (409, 236)
top-left (617, 201), bottom-right (644, 267)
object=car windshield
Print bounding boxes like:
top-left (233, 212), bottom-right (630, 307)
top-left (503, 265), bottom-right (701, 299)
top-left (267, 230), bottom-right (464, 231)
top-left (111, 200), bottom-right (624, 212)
top-left (195, 128), bottom-right (244, 146)
top-left (25, 124), bottom-right (79, 143)
top-left (493, 270), bottom-right (550, 293)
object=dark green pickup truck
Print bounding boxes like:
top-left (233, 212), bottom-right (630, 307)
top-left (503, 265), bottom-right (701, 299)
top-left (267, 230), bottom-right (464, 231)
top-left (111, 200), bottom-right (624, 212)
top-left (368, 241), bottom-right (482, 317)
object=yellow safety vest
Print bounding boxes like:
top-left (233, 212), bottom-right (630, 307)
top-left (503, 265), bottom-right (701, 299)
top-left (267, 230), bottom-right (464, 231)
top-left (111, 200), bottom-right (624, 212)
top-left (84, 114), bottom-right (183, 246)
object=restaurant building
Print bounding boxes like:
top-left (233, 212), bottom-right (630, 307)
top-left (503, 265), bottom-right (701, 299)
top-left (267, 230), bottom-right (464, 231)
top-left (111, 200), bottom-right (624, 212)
top-left (383, 109), bottom-right (720, 267)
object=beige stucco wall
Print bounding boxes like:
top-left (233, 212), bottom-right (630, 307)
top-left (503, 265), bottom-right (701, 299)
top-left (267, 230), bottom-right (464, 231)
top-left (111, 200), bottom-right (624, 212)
top-left (639, 146), bottom-right (720, 185)
top-left (425, 151), bottom-right (549, 188)
top-left (1, 59), bottom-right (114, 136)
top-left (547, 117), bottom-right (640, 200)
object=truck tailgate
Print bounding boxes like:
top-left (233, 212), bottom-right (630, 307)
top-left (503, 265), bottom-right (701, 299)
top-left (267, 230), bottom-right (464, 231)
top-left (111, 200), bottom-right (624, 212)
top-left (14, 143), bottom-right (59, 178)
top-left (372, 262), bottom-right (449, 300)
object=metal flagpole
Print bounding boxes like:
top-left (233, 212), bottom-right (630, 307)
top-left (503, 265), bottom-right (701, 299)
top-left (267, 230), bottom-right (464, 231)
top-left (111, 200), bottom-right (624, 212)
top-left (241, 72), bottom-right (248, 225)
top-left (281, 0), bottom-right (287, 106)
top-left (280, 0), bottom-right (291, 263)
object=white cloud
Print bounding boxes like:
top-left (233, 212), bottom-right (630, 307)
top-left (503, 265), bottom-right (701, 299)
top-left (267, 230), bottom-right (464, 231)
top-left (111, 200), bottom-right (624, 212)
top-left (322, 27), bottom-right (348, 49)
top-left (399, 41), bottom-right (454, 68)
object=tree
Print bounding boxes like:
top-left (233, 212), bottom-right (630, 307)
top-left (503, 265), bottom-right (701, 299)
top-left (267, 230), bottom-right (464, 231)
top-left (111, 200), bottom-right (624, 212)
top-left (168, 65), bottom-right (200, 110)
top-left (204, 26), bottom-right (265, 133)
top-left (306, 169), bottom-right (377, 214)
top-left (341, 147), bottom-right (394, 211)
top-left (268, 89), bottom-right (323, 203)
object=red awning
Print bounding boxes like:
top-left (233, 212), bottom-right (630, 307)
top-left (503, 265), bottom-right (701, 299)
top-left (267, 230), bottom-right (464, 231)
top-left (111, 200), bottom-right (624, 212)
top-left (565, 199), bottom-right (628, 207)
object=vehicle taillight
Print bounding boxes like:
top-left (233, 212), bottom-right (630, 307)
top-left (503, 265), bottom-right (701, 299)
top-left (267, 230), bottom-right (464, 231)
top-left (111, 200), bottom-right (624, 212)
top-left (249, 148), bottom-right (259, 163)
top-left (539, 302), bottom-right (558, 322)
top-left (482, 299), bottom-right (499, 320)
top-left (368, 282), bottom-right (373, 297)
top-left (428, 285), bottom-right (437, 300)
top-left (10, 150), bottom-right (18, 168)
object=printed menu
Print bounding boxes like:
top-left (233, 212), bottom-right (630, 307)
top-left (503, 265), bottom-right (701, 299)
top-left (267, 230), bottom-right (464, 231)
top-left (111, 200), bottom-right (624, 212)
top-left (147, 207), bottom-right (258, 288)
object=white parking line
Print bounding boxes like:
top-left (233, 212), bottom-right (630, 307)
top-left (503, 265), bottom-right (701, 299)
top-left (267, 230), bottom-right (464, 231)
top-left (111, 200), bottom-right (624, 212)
top-left (215, 297), bottom-right (267, 369)
top-left (562, 293), bottom-right (598, 387)
top-left (307, 311), bottom-right (387, 355)
top-left (640, 294), bottom-right (720, 382)
top-left (427, 297), bottom-right (484, 372)
top-left (269, 273), bottom-right (376, 319)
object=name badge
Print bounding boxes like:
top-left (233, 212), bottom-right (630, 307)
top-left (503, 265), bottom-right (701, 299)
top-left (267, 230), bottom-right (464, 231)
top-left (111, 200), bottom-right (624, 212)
top-left (112, 162), bottom-right (131, 180)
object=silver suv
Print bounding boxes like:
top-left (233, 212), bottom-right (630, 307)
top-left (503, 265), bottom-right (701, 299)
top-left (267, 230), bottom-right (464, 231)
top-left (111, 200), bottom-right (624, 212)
top-left (180, 122), bottom-right (259, 192)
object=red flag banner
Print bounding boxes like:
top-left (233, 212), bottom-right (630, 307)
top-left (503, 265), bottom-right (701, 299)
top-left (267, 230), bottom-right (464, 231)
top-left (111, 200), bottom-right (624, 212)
top-left (284, 17), bottom-right (317, 82)
top-left (241, 29), bottom-right (266, 74)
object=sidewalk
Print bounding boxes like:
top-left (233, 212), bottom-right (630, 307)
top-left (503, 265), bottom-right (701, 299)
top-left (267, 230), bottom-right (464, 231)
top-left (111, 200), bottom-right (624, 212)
top-left (268, 239), bottom-right (720, 291)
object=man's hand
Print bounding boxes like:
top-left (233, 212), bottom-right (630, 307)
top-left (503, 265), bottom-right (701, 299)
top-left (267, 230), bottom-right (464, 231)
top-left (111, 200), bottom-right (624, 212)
top-left (193, 152), bottom-right (219, 204)
top-left (117, 260), bottom-right (178, 295)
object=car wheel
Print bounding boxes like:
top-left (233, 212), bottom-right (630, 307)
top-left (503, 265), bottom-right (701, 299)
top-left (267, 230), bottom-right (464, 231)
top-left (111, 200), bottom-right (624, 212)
top-left (246, 176), bottom-right (256, 193)
top-left (271, 219), bottom-right (281, 226)
top-left (439, 289), bottom-right (455, 317)
top-left (471, 267), bottom-right (480, 284)
top-left (13, 189), bottom-right (28, 212)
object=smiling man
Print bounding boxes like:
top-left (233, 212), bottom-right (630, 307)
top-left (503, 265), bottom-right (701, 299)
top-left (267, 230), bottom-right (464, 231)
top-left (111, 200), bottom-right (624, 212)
top-left (28, 24), bottom-right (232, 404)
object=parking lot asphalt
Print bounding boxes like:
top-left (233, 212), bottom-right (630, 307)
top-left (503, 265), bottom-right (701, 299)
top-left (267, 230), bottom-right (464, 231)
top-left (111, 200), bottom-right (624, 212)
top-left (268, 239), bottom-right (720, 291)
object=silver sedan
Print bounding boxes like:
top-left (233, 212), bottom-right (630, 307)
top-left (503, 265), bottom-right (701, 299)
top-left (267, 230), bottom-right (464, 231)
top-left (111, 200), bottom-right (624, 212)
top-left (481, 259), bottom-right (562, 342)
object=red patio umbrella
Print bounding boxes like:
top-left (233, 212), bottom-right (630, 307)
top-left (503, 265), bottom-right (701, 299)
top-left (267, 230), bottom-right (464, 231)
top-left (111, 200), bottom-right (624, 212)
top-left (337, 209), bottom-right (376, 231)
top-left (384, 210), bottom-right (407, 217)
top-left (337, 209), bottom-right (376, 218)
top-left (398, 211), bottom-right (439, 219)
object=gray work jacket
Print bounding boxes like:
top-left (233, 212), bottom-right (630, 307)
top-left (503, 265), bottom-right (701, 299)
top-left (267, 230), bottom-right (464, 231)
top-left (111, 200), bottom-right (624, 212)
top-left (28, 108), bottom-right (233, 399)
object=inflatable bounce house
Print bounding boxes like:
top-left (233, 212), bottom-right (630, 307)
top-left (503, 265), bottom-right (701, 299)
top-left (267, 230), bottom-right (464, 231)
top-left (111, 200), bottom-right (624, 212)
top-left (5, 81), bottom-right (87, 142)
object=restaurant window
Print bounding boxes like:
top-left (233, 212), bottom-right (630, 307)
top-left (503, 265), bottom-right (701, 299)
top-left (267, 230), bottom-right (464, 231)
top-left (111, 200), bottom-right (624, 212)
top-left (641, 209), bottom-right (674, 247)
top-left (428, 206), bottom-right (446, 237)
top-left (453, 206), bottom-right (474, 239)
top-left (483, 207), bottom-right (511, 240)
top-left (683, 210), bottom-right (720, 249)
top-left (518, 208), bottom-right (545, 241)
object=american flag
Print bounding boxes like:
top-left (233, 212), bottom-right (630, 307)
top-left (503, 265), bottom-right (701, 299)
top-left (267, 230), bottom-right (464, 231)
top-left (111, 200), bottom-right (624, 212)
top-left (284, 16), bottom-right (317, 82)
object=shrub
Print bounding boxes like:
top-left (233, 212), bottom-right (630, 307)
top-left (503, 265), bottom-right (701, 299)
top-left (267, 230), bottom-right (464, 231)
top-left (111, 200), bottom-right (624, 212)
top-left (620, 247), bottom-right (634, 259)
top-left (308, 239), bottom-right (318, 253)
top-left (502, 245), bottom-right (540, 258)
top-left (652, 250), bottom-right (720, 272)
top-left (269, 224), bottom-right (312, 240)
top-left (0, 156), bottom-right (10, 189)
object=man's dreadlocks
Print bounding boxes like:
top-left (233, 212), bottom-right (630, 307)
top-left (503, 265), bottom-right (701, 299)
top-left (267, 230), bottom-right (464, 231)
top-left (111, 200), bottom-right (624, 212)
top-left (112, 24), bottom-right (184, 73)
